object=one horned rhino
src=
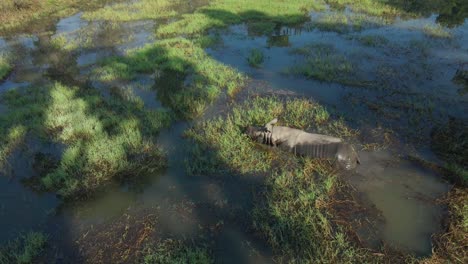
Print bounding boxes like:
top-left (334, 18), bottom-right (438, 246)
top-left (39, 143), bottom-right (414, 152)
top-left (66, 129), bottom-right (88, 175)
top-left (246, 118), bottom-right (360, 170)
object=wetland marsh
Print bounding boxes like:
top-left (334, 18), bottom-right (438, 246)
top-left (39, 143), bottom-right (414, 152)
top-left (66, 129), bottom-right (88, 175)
top-left (0, 0), bottom-right (467, 263)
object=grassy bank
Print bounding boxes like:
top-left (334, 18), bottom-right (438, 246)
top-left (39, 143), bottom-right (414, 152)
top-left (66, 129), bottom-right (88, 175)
top-left (0, 82), bottom-right (172, 198)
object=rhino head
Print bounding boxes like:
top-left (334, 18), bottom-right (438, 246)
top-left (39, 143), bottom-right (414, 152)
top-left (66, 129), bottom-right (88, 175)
top-left (245, 118), bottom-right (277, 142)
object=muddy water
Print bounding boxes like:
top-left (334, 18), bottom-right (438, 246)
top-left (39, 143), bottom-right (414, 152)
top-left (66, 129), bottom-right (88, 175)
top-left (352, 151), bottom-right (450, 255)
top-left (0, 0), bottom-right (466, 261)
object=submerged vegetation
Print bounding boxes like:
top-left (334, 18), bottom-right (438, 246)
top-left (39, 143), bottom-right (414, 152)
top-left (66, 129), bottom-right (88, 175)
top-left (286, 43), bottom-right (373, 87)
top-left (0, 231), bottom-right (47, 264)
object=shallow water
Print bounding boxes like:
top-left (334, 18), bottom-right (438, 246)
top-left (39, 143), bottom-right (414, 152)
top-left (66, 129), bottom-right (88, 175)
top-left (0, 0), bottom-right (466, 260)
top-left (352, 150), bottom-right (450, 255)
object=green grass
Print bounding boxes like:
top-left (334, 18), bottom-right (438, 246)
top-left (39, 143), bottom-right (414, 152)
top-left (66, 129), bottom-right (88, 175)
top-left (286, 43), bottom-right (373, 87)
top-left (0, 82), bottom-right (172, 198)
top-left (186, 96), bottom-right (373, 262)
top-left (0, 231), bottom-right (48, 264)
top-left (82, 0), bottom-right (182, 22)
top-left (247, 48), bottom-right (264, 68)
top-left (142, 240), bottom-right (213, 264)
top-left (93, 38), bottom-right (245, 119)
top-left (156, 0), bottom-right (327, 37)
top-left (0, 55), bottom-right (12, 80)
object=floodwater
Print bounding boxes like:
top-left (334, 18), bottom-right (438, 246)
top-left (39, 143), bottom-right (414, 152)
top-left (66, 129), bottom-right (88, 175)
top-left (0, 0), bottom-right (467, 261)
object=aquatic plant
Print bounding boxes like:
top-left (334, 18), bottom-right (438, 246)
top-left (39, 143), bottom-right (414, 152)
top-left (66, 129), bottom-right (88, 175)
top-left (286, 43), bottom-right (368, 87)
top-left (0, 231), bottom-right (48, 264)
top-left (247, 48), bottom-right (265, 68)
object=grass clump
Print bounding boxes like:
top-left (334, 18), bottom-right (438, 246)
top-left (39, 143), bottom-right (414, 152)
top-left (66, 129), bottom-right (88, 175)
top-left (0, 82), bottom-right (172, 198)
top-left (156, 0), bottom-right (326, 37)
top-left (142, 240), bottom-right (213, 264)
top-left (0, 125), bottom-right (27, 171)
top-left (0, 55), bottom-right (12, 80)
top-left (0, 231), bottom-right (48, 264)
top-left (247, 48), bottom-right (264, 68)
top-left (94, 38), bottom-right (245, 119)
top-left (287, 43), bottom-right (371, 87)
top-left (82, 0), bottom-right (182, 22)
top-left (422, 23), bottom-right (453, 39)
top-left (41, 83), bottom-right (169, 197)
top-left (354, 34), bottom-right (389, 47)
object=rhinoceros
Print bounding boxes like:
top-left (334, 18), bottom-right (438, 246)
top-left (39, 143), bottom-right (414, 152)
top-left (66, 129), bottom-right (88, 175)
top-left (246, 118), bottom-right (360, 170)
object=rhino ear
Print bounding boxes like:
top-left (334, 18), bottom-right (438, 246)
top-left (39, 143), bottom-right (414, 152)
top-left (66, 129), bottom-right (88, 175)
top-left (265, 118), bottom-right (278, 127)
top-left (264, 118), bottom-right (278, 132)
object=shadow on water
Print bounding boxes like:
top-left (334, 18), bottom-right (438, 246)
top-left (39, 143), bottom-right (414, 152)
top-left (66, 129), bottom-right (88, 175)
top-left (0, 0), bottom-right (467, 262)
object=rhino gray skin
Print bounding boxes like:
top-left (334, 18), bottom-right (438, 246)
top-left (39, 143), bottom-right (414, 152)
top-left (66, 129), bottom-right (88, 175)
top-left (246, 118), bottom-right (360, 170)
